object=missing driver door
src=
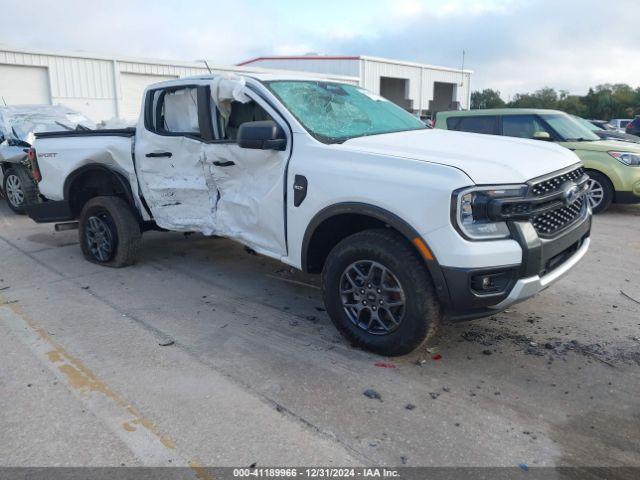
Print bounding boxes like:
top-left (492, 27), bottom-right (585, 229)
top-left (202, 92), bottom-right (289, 257)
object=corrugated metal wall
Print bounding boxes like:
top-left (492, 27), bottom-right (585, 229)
top-left (361, 58), bottom-right (471, 111)
top-left (240, 58), bottom-right (360, 77)
top-left (0, 48), bottom-right (359, 122)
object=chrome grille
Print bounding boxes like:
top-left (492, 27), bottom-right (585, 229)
top-left (530, 167), bottom-right (585, 196)
top-left (532, 197), bottom-right (585, 237)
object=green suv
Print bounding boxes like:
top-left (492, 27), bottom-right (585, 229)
top-left (435, 109), bottom-right (640, 212)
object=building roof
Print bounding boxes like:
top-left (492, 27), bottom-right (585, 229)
top-left (237, 54), bottom-right (473, 74)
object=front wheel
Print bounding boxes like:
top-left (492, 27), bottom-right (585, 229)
top-left (79, 196), bottom-right (142, 268)
top-left (585, 171), bottom-right (613, 214)
top-left (321, 229), bottom-right (442, 356)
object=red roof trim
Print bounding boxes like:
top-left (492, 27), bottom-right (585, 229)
top-left (237, 55), bottom-right (360, 66)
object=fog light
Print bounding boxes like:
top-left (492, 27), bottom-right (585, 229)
top-left (471, 271), bottom-right (512, 295)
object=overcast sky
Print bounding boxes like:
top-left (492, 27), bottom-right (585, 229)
top-left (1, 0), bottom-right (638, 98)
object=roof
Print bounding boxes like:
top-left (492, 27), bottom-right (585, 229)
top-left (437, 108), bottom-right (566, 117)
top-left (237, 54), bottom-right (473, 74)
top-left (237, 55), bottom-right (361, 66)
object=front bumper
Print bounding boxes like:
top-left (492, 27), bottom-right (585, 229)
top-left (441, 208), bottom-right (591, 321)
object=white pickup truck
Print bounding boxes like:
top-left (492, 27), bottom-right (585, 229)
top-left (25, 73), bottom-right (592, 355)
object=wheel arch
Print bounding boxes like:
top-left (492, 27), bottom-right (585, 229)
top-left (301, 202), bottom-right (451, 305)
top-left (64, 164), bottom-right (139, 221)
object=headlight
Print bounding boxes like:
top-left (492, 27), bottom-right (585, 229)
top-left (609, 151), bottom-right (640, 166)
top-left (453, 185), bottom-right (527, 240)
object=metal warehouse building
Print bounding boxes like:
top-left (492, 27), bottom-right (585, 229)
top-left (238, 55), bottom-right (473, 116)
top-left (0, 46), bottom-right (471, 123)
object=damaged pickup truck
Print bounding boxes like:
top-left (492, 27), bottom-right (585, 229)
top-left (24, 74), bottom-right (592, 355)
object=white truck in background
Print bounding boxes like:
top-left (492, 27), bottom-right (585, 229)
top-left (24, 73), bottom-right (592, 355)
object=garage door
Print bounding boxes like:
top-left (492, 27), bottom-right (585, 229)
top-left (120, 73), bottom-right (178, 121)
top-left (0, 65), bottom-right (50, 105)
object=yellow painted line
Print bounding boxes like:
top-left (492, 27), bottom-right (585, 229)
top-left (0, 295), bottom-right (213, 478)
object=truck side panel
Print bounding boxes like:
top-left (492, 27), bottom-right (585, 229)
top-left (34, 134), bottom-right (149, 220)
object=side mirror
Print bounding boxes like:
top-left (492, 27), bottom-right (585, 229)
top-left (237, 120), bottom-right (287, 151)
top-left (533, 131), bottom-right (552, 141)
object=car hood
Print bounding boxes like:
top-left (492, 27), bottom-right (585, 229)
top-left (341, 129), bottom-right (580, 185)
top-left (561, 139), bottom-right (640, 153)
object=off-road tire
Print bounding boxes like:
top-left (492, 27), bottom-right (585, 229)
top-left (79, 196), bottom-right (141, 268)
top-left (3, 165), bottom-right (38, 214)
top-left (586, 170), bottom-right (613, 214)
top-left (322, 229), bottom-right (442, 356)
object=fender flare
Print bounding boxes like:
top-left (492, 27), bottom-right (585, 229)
top-left (64, 164), bottom-right (138, 217)
top-left (301, 202), bottom-right (451, 306)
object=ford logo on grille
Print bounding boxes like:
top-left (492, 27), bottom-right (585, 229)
top-left (563, 183), bottom-right (581, 206)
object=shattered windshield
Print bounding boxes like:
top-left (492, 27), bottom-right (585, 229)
top-left (265, 81), bottom-right (426, 143)
top-left (0, 106), bottom-right (94, 144)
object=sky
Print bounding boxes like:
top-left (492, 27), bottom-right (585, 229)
top-left (1, 0), bottom-right (638, 98)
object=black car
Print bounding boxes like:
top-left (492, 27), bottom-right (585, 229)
top-left (626, 117), bottom-right (640, 137)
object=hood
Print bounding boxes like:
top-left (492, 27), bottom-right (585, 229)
top-left (561, 138), bottom-right (640, 153)
top-left (341, 129), bottom-right (580, 185)
top-left (594, 131), bottom-right (640, 144)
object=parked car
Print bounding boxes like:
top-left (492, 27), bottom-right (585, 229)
top-left (609, 118), bottom-right (633, 133)
top-left (435, 109), bottom-right (640, 213)
top-left (625, 116), bottom-right (640, 137)
top-left (589, 120), bottom-right (614, 130)
top-left (572, 115), bottom-right (640, 143)
top-left (24, 75), bottom-right (591, 355)
top-left (0, 105), bottom-right (93, 213)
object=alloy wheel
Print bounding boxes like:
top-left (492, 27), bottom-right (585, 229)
top-left (586, 178), bottom-right (604, 210)
top-left (5, 174), bottom-right (24, 208)
top-left (339, 260), bottom-right (406, 335)
top-left (85, 214), bottom-right (115, 262)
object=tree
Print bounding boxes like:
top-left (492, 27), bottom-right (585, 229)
top-left (470, 83), bottom-right (639, 119)
top-left (471, 89), bottom-right (505, 109)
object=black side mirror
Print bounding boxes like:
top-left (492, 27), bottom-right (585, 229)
top-left (237, 120), bottom-right (287, 151)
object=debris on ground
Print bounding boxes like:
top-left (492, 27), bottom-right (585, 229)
top-left (158, 338), bottom-right (175, 347)
top-left (374, 362), bottom-right (396, 369)
top-left (405, 403), bottom-right (416, 410)
top-left (518, 463), bottom-right (529, 472)
top-left (431, 354), bottom-right (443, 360)
top-left (0, 286), bottom-right (10, 291)
top-left (415, 359), bottom-right (427, 366)
top-left (429, 392), bottom-right (440, 400)
top-left (363, 389), bottom-right (382, 401)
top-left (461, 326), bottom-right (640, 366)
top-left (2, 300), bottom-right (18, 305)
top-left (81, 286), bottom-right (90, 290)
top-left (620, 290), bottom-right (640, 305)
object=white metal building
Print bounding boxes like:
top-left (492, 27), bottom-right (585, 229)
top-left (0, 46), bottom-right (358, 123)
top-left (238, 55), bottom-right (473, 115)
top-left (0, 46), bottom-right (471, 123)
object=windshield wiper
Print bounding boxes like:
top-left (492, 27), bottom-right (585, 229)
top-left (565, 137), bottom-right (593, 142)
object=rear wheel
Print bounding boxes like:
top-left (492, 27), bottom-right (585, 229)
top-left (3, 166), bottom-right (37, 214)
top-left (322, 229), bottom-right (442, 356)
top-left (585, 171), bottom-right (613, 214)
top-left (79, 196), bottom-right (141, 267)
